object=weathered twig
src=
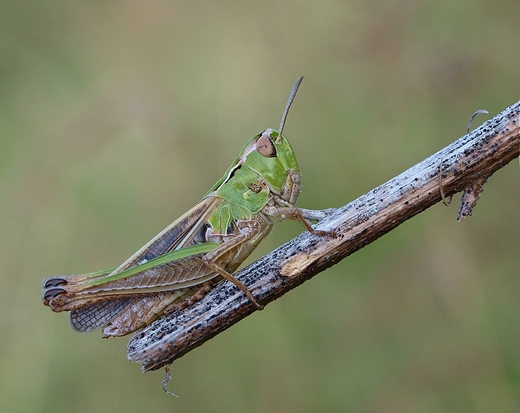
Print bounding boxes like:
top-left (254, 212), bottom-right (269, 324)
top-left (128, 101), bottom-right (520, 372)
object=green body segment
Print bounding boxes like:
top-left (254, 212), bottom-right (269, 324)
top-left (207, 129), bottom-right (300, 234)
top-left (209, 161), bottom-right (269, 233)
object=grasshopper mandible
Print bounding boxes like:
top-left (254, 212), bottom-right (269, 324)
top-left (42, 77), bottom-right (329, 337)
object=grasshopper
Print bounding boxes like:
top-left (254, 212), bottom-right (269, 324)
top-left (42, 77), bottom-right (329, 337)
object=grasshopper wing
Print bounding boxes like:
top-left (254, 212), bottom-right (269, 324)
top-left (43, 196), bottom-right (224, 335)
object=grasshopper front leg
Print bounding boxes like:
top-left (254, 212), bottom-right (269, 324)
top-left (201, 215), bottom-right (272, 310)
top-left (266, 205), bottom-right (337, 237)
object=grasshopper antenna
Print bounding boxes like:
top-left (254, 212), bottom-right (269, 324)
top-left (279, 76), bottom-right (304, 136)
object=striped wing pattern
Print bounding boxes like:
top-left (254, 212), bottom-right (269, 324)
top-left (43, 196), bottom-right (224, 336)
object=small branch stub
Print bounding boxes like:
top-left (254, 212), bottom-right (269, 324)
top-left (457, 175), bottom-right (489, 221)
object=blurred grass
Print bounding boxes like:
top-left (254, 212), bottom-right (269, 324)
top-left (0, 0), bottom-right (519, 412)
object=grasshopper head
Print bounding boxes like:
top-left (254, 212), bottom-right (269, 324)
top-left (211, 78), bottom-right (304, 206)
top-left (242, 128), bottom-right (301, 206)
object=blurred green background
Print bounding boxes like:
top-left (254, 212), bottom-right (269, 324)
top-left (1, 0), bottom-right (519, 412)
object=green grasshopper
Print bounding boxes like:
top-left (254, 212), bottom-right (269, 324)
top-left (42, 77), bottom-right (329, 337)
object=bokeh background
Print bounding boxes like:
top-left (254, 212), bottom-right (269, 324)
top-left (1, 1), bottom-right (518, 412)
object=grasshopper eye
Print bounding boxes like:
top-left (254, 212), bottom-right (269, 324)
top-left (256, 134), bottom-right (277, 158)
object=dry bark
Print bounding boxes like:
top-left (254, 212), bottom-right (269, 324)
top-left (127, 100), bottom-right (520, 372)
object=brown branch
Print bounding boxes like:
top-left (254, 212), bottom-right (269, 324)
top-left (127, 101), bottom-right (520, 372)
